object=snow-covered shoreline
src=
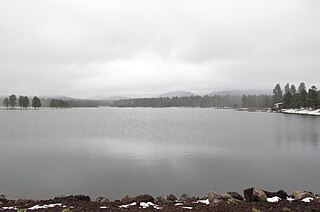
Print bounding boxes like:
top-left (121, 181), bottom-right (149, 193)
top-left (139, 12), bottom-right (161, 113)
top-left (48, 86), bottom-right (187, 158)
top-left (282, 109), bottom-right (320, 116)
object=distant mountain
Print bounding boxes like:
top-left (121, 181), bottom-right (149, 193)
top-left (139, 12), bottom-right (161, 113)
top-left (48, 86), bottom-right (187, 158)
top-left (208, 90), bottom-right (272, 96)
top-left (158, 91), bottom-right (196, 98)
top-left (39, 95), bottom-right (74, 100)
top-left (91, 95), bottom-right (129, 100)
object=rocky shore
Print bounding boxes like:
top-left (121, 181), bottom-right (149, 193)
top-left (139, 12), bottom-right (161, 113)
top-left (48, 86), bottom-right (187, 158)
top-left (1, 188), bottom-right (320, 211)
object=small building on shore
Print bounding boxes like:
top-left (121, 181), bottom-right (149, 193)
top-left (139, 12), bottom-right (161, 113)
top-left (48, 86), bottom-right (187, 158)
top-left (274, 102), bottom-right (283, 111)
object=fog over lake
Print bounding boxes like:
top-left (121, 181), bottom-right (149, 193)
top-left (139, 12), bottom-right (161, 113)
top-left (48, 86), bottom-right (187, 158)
top-left (0, 108), bottom-right (319, 199)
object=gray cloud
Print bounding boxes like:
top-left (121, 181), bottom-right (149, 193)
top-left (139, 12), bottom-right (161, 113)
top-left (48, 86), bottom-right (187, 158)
top-left (0, 0), bottom-right (320, 98)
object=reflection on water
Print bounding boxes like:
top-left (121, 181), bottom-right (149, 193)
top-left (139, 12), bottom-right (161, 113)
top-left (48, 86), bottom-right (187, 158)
top-left (273, 114), bottom-right (320, 146)
top-left (0, 108), bottom-right (320, 199)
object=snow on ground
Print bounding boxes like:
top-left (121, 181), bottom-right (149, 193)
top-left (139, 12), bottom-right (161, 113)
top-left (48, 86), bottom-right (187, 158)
top-left (28, 203), bottom-right (63, 210)
top-left (119, 202), bottom-right (161, 210)
top-left (142, 202), bottom-right (162, 209)
top-left (287, 197), bottom-right (294, 202)
top-left (1, 206), bottom-right (18, 210)
top-left (267, 196), bottom-right (281, 203)
top-left (302, 197), bottom-right (313, 203)
top-left (283, 109), bottom-right (320, 116)
top-left (181, 206), bottom-right (193, 209)
top-left (119, 202), bottom-right (136, 208)
top-left (196, 199), bottom-right (210, 205)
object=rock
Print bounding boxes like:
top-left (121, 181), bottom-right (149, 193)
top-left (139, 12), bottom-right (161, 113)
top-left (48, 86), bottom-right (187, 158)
top-left (74, 195), bottom-right (91, 201)
top-left (168, 194), bottom-right (177, 201)
top-left (121, 194), bottom-right (134, 204)
top-left (292, 191), bottom-right (314, 200)
top-left (135, 194), bottom-right (154, 203)
top-left (263, 189), bottom-right (288, 199)
top-left (244, 187), bottom-right (255, 202)
top-left (179, 193), bottom-right (190, 201)
top-left (227, 192), bottom-right (244, 201)
top-left (157, 195), bottom-right (168, 203)
top-left (244, 187), bottom-right (267, 202)
top-left (54, 194), bottom-right (90, 203)
top-left (208, 191), bottom-right (221, 205)
top-left (190, 196), bottom-right (198, 201)
top-left (253, 188), bottom-right (267, 202)
top-left (96, 196), bottom-right (110, 203)
top-left (0, 195), bottom-right (5, 200)
top-left (221, 193), bottom-right (233, 200)
top-left (227, 198), bottom-right (238, 205)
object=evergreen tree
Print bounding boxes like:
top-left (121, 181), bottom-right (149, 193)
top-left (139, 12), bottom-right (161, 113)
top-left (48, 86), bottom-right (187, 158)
top-left (272, 83), bottom-right (283, 104)
top-left (32, 96), bottom-right (41, 109)
top-left (22, 96), bottom-right (30, 108)
top-left (18, 96), bottom-right (24, 108)
top-left (9, 94), bottom-right (17, 108)
top-left (297, 82), bottom-right (308, 108)
top-left (283, 92), bottom-right (293, 108)
top-left (284, 83), bottom-right (290, 94)
top-left (308, 85), bottom-right (320, 109)
top-left (290, 84), bottom-right (296, 95)
top-left (3, 97), bottom-right (9, 108)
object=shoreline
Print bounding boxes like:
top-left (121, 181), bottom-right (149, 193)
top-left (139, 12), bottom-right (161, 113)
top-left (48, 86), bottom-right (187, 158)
top-left (1, 188), bottom-right (320, 211)
top-left (282, 109), bottom-right (320, 116)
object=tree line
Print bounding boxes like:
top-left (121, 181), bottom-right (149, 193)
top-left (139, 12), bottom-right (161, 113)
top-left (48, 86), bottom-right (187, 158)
top-left (49, 99), bottom-right (71, 108)
top-left (272, 82), bottom-right (320, 109)
top-left (2, 94), bottom-right (41, 109)
top-left (112, 95), bottom-right (242, 108)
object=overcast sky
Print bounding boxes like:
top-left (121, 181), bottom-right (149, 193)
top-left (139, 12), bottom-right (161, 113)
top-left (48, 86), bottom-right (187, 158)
top-left (1, 0), bottom-right (320, 98)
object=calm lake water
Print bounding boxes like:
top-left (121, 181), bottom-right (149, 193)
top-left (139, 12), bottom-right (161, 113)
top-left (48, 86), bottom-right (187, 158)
top-left (0, 108), bottom-right (320, 199)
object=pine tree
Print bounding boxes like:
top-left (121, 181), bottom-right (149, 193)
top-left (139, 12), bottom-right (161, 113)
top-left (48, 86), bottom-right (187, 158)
top-left (32, 96), bottom-right (41, 109)
top-left (297, 82), bottom-right (308, 108)
top-left (273, 83), bottom-right (283, 104)
top-left (3, 97), bottom-right (9, 108)
top-left (9, 94), bottom-right (17, 108)
top-left (308, 85), bottom-right (320, 109)
top-left (18, 96), bottom-right (24, 108)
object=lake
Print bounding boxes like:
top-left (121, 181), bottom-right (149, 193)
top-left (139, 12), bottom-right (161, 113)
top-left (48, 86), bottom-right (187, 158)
top-left (0, 108), bottom-right (319, 199)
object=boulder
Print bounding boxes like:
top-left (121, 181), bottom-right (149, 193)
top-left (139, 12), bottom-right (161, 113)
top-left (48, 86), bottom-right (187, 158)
top-left (168, 194), bottom-right (177, 201)
top-left (263, 189), bottom-right (288, 199)
top-left (208, 191), bottom-right (221, 205)
top-left (157, 194), bottom-right (177, 203)
top-left (135, 194), bottom-right (154, 203)
top-left (54, 194), bottom-right (91, 203)
top-left (221, 193), bottom-right (233, 200)
top-left (190, 196), bottom-right (198, 201)
top-left (244, 187), bottom-right (267, 202)
top-left (292, 191), bottom-right (314, 200)
top-left (253, 188), bottom-right (267, 202)
top-left (227, 192), bottom-right (244, 201)
top-left (96, 196), bottom-right (110, 203)
top-left (121, 194), bottom-right (134, 204)
top-left (74, 195), bottom-right (91, 201)
top-left (179, 193), bottom-right (190, 201)
top-left (244, 187), bottom-right (255, 202)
